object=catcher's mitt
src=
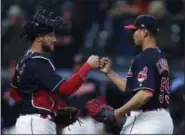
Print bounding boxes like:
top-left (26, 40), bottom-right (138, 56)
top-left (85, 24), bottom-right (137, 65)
top-left (86, 99), bottom-right (116, 124)
top-left (54, 107), bottom-right (81, 128)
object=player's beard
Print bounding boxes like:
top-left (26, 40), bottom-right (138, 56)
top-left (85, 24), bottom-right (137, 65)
top-left (41, 40), bottom-right (53, 53)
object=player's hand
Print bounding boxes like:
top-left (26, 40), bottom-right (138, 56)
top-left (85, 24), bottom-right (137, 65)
top-left (100, 57), bottom-right (111, 74)
top-left (114, 108), bottom-right (122, 122)
top-left (114, 108), bottom-right (126, 125)
top-left (86, 55), bottom-right (100, 69)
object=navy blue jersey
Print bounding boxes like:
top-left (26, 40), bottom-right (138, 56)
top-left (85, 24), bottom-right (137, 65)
top-left (11, 50), bottom-right (66, 116)
top-left (125, 48), bottom-right (170, 109)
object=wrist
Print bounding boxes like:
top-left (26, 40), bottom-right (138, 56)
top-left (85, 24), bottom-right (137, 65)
top-left (86, 62), bottom-right (93, 69)
top-left (83, 63), bottom-right (92, 69)
top-left (115, 108), bottom-right (125, 121)
top-left (105, 69), bottom-right (112, 75)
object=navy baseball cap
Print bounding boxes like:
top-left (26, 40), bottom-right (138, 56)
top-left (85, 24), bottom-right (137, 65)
top-left (124, 15), bottom-right (159, 35)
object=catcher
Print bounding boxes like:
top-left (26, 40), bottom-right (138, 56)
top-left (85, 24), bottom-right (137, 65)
top-left (8, 9), bottom-right (100, 134)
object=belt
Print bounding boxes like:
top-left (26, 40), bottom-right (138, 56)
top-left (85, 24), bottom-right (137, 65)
top-left (20, 114), bottom-right (54, 122)
top-left (126, 108), bottom-right (165, 116)
top-left (141, 109), bottom-right (161, 112)
top-left (40, 114), bottom-right (54, 122)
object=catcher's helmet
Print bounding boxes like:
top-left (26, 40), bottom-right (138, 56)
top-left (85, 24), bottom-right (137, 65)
top-left (21, 9), bottom-right (65, 41)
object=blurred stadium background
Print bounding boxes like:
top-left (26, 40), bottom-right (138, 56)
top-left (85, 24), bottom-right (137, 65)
top-left (1, 0), bottom-right (185, 134)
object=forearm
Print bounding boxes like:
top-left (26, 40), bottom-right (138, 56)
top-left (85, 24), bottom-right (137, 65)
top-left (106, 70), bottom-right (127, 92)
top-left (116, 90), bottom-right (153, 119)
top-left (58, 63), bottom-right (91, 96)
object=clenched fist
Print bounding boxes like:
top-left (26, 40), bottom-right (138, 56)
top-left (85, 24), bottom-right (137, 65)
top-left (99, 57), bottom-right (111, 74)
top-left (86, 55), bottom-right (100, 69)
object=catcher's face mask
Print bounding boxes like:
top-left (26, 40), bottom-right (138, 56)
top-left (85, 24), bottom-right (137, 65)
top-left (21, 9), bottom-right (66, 44)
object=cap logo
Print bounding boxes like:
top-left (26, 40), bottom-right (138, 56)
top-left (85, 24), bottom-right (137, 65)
top-left (141, 24), bottom-right (145, 27)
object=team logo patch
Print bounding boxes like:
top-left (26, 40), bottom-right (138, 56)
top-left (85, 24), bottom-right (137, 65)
top-left (127, 71), bottom-right (133, 77)
top-left (137, 67), bottom-right (148, 86)
top-left (127, 68), bottom-right (133, 77)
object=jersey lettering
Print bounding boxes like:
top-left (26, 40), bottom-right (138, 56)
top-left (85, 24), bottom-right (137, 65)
top-left (159, 77), bottom-right (170, 103)
top-left (156, 58), bottom-right (169, 74)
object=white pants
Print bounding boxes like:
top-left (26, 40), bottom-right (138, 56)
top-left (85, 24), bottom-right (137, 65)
top-left (8, 114), bottom-right (56, 134)
top-left (120, 109), bottom-right (174, 134)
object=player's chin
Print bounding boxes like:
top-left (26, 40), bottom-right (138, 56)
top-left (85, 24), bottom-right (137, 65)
top-left (50, 44), bottom-right (54, 51)
top-left (48, 43), bottom-right (55, 51)
top-left (134, 43), bottom-right (140, 47)
top-left (134, 40), bottom-right (141, 47)
top-left (133, 39), bottom-right (137, 45)
top-left (134, 41), bottom-right (140, 47)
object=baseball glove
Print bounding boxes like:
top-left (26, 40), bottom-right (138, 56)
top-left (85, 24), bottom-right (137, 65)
top-left (54, 107), bottom-right (81, 128)
top-left (86, 99), bottom-right (116, 124)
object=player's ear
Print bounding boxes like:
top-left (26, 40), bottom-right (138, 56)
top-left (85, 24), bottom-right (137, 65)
top-left (35, 34), bottom-right (42, 42)
top-left (143, 29), bottom-right (149, 38)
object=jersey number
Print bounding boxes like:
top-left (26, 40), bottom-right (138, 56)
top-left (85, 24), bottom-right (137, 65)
top-left (159, 77), bottom-right (170, 104)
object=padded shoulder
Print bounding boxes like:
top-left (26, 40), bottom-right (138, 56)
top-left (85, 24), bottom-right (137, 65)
top-left (31, 55), bottom-right (55, 71)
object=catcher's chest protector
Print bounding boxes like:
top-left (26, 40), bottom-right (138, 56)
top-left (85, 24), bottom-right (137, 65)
top-left (11, 50), bottom-right (67, 115)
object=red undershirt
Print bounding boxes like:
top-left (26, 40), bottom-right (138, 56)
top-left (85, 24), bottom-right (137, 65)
top-left (57, 63), bottom-right (92, 96)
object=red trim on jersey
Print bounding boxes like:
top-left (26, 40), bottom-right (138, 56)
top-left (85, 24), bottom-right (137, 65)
top-left (9, 88), bottom-right (21, 102)
top-left (58, 63), bottom-right (91, 96)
